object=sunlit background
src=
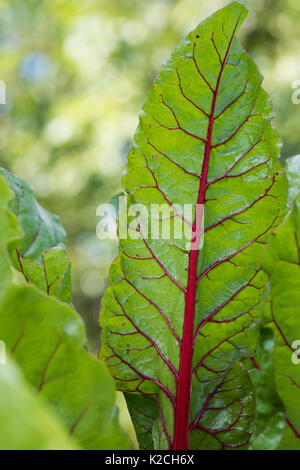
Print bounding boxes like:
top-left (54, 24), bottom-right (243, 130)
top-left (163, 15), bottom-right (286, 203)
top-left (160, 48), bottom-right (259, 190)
top-left (0, 0), bottom-right (299, 351)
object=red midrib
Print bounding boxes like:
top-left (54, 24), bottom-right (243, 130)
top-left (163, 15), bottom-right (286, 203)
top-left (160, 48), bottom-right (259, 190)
top-left (172, 30), bottom-right (237, 450)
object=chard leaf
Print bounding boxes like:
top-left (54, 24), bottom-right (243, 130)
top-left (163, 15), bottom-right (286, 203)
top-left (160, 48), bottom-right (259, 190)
top-left (0, 167), bottom-right (66, 266)
top-left (0, 175), bottom-right (131, 450)
top-left (17, 246), bottom-right (72, 303)
top-left (0, 361), bottom-right (76, 450)
top-left (100, 2), bottom-right (287, 449)
top-left (260, 190), bottom-right (300, 450)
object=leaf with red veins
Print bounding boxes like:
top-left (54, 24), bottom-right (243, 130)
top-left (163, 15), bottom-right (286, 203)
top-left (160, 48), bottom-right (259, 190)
top-left (99, 2), bottom-right (287, 450)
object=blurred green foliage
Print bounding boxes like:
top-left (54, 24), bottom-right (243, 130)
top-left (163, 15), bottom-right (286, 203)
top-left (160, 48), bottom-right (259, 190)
top-left (0, 0), bottom-right (299, 350)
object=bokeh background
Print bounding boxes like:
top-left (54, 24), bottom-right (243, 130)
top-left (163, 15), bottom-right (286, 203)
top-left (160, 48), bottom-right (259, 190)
top-left (1, 0), bottom-right (299, 351)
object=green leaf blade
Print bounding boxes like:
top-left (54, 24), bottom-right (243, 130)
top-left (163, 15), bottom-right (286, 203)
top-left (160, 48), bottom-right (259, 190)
top-left (260, 190), bottom-right (300, 450)
top-left (100, 2), bottom-right (287, 450)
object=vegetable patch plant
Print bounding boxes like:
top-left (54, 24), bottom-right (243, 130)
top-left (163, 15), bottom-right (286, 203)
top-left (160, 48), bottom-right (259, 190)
top-left (0, 1), bottom-right (299, 450)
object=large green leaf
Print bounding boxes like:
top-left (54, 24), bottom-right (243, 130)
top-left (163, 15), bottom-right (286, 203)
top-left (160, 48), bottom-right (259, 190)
top-left (0, 175), bottom-right (131, 450)
top-left (0, 167), bottom-right (67, 266)
top-left (0, 361), bottom-right (76, 450)
top-left (99, 2), bottom-right (287, 450)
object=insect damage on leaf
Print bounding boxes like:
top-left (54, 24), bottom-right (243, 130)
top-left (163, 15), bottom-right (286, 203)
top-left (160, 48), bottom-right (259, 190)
top-left (99, 2), bottom-right (287, 450)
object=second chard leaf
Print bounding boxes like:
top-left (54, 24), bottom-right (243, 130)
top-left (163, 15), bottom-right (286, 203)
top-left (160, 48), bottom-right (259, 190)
top-left (256, 155), bottom-right (300, 450)
top-left (100, 2), bottom-right (287, 450)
